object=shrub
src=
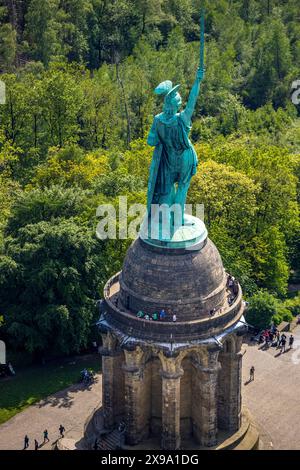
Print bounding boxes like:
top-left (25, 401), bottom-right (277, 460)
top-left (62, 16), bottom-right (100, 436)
top-left (246, 291), bottom-right (278, 330)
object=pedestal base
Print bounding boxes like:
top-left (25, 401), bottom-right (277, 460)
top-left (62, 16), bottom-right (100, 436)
top-left (83, 407), bottom-right (259, 451)
top-left (140, 214), bottom-right (208, 251)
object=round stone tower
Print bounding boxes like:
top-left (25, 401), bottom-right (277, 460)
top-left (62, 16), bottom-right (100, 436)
top-left (97, 219), bottom-right (259, 450)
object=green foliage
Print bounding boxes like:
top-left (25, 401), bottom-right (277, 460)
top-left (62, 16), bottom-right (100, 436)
top-left (245, 14), bottom-right (293, 109)
top-left (284, 295), bottom-right (300, 317)
top-left (246, 291), bottom-right (279, 330)
top-left (94, 169), bottom-right (144, 198)
top-left (246, 290), bottom-right (296, 330)
top-left (0, 22), bottom-right (16, 71)
top-left (246, 227), bottom-right (289, 296)
top-left (30, 145), bottom-right (109, 189)
top-left (0, 218), bottom-right (101, 355)
top-left (5, 185), bottom-right (89, 236)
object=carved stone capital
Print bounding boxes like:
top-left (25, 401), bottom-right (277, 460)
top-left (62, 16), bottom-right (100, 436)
top-left (124, 346), bottom-right (145, 371)
top-left (161, 369), bottom-right (184, 380)
top-left (158, 350), bottom-right (185, 379)
top-left (101, 331), bottom-right (118, 353)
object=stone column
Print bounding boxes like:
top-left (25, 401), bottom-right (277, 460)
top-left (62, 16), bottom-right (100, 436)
top-left (102, 353), bottom-right (116, 429)
top-left (100, 332), bottom-right (120, 430)
top-left (123, 347), bottom-right (147, 445)
top-left (159, 353), bottom-right (184, 450)
top-left (193, 350), bottom-right (220, 447)
top-left (218, 337), bottom-right (242, 432)
top-left (227, 351), bottom-right (242, 432)
top-left (161, 370), bottom-right (183, 450)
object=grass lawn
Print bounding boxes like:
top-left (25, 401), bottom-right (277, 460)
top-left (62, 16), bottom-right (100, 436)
top-left (0, 354), bottom-right (101, 425)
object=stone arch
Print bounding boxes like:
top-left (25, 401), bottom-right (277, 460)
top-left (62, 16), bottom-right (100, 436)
top-left (222, 335), bottom-right (236, 353)
top-left (178, 348), bottom-right (220, 446)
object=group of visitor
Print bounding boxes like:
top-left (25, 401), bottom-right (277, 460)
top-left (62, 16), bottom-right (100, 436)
top-left (227, 275), bottom-right (239, 292)
top-left (136, 309), bottom-right (177, 322)
top-left (227, 275), bottom-right (239, 306)
top-left (259, 326), bottom-right (294, 354)
top-left (80, 368), bottom-right (94, 385)
top-left (23, 426), bottom-right (65, 450)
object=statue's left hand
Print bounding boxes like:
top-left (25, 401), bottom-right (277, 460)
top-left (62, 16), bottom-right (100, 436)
top-left (197, 67), bottom-right (205, 82)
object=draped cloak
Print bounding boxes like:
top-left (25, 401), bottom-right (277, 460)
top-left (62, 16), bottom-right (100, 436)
top-left (147, 112), bottom-right (198, 213)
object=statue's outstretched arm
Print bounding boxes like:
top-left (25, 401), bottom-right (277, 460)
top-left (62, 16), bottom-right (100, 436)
top-left (182, 68), bottom-right (205, 126)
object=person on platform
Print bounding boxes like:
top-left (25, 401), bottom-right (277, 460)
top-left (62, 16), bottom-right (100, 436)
top-left (249, 366), bottom-right (255, 382)
top-left (160, 309), bottom-right (166, 320)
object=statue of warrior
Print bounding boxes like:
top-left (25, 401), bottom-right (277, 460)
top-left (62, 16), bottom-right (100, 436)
top-left (147, 66), bottom-right (205, 225)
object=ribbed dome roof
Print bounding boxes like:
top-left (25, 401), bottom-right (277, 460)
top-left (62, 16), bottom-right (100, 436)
top-left (118, 237), bottom-right (227, 321)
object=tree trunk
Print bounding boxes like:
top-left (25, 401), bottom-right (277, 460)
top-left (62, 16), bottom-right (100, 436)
top-left (115, 61), bottom-right (132, 148)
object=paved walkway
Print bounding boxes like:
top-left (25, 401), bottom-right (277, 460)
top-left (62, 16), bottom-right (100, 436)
top-left (242, 326), bottom-right (300, 450)
top-left (0, 374), bottom-right (102, 450)
top-left (1, 328), bottom-right (300, 450)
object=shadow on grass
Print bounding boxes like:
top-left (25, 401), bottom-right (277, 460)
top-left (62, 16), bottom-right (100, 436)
top-left (0, 355), bottom-right (101, 425)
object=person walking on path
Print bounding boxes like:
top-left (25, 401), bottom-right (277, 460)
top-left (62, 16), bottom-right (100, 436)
top-left (250, 366), bottom-right (255, 382)
top-left (34, 439), bottom-right (39, 451)
top-left (276, 331), bottom-right (280, 347)
top-left (59, 425), bottom-right (65, 438)
top-left (289, 335), bottom-right (294, 350)
top-left (281, 336), bottom-right (287, 353)
top-left (23, 435), bottom-right (29, 450)
top-left (43, 429), bottom-right (49, 444)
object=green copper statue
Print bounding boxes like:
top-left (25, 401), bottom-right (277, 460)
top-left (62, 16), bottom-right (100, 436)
top-left (147, 13), bottom-right (205, 228)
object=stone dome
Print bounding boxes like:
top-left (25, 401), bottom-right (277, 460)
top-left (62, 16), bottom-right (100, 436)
top-left (118, 236), bottom-right (227, 322)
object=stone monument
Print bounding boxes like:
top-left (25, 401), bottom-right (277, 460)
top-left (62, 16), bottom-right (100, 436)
top-left (93, 12), bottom-right (259, 451)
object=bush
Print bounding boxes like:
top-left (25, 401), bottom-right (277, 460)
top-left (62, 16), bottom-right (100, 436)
top-left (246, 291), bottom-right (278, 330)
top-left (246, 291), bottom-right (295, 330)
top-left (284, 296), bottom-right (300, 317)
top-left (272, 314), bottom-right (283, 326)
top-left (276, 306), bottom-right (293, 323)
